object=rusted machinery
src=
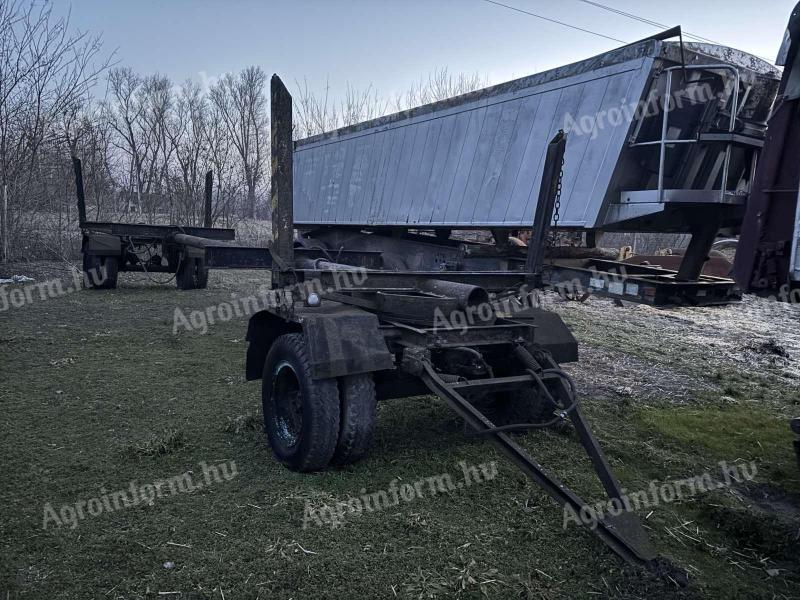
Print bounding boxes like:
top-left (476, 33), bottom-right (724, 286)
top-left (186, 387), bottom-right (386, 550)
top-left (734, 1), bottom-right (800, 296)
top-left (236, 75), bottom-right (685, 576)
top-left (74, 162), bottom-right (237, 289)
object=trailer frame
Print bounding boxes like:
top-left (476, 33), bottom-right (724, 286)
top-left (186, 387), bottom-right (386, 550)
top-left (239, 75), bottom-right (683, 580)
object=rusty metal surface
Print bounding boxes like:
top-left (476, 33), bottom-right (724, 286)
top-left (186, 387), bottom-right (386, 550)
top-left (271, 75), bottom-right (295, 285)
top-left (733, 2), bottom-right (800, 291)
top-left (622, 254), bottom-right (733, 278)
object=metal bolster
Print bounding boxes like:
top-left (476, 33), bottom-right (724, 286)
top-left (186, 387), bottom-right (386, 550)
top-left (271, 74), bottom-right (294, 287)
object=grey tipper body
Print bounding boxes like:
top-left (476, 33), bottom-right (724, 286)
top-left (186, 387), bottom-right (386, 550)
top-left (293, 40), bottom-right (778, 233)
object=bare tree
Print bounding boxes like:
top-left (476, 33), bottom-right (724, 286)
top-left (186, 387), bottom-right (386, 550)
top-left (0, 0), bottom-right (110, 260)
top-left (105, 67), bottom-right (145, 213)
top-left (168, 79), bottom-right (208, 224)
top-left (64, 101), bottom-right (116, 219)
top-left (210, 66), bottom-right (268, 219)
top-left (138, 74), bottom-right (173, 220)
top-left (292, 68), bottom-right (486, 140)
top-left (0, 5), bottom-right (489, 261)
top-left (395, 67), bottom-right (488, 110)
top-left (293, 78), bottom-right (389, 139)
top-left (205, 96), bottom-right (238, 226)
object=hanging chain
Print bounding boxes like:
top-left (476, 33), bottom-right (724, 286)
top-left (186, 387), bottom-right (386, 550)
top-left (548, 158), bottom-right (564, 266)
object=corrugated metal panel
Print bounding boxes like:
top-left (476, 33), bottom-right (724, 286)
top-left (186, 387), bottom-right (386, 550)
top-left (294, 55), bottom-right (655, 228)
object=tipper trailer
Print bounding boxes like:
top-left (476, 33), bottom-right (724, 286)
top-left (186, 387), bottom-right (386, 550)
top-left (238, 75), bottom-right (683, 577)
top-left (292, 30), bottom-right (780, 306)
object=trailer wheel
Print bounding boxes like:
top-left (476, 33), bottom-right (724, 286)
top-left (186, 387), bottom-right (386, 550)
top-left (331, 373), bottom-right (377, 466)
top-left (176, 257), bottom-right (200, 290)
top-left (262, 334), bottom-right (340, 472)
top-left (196, 258), bottom-right (209, 289)
top-left (176, 257), bottom-right (209, 290)
top-left (83, 254), bottom-right (118, 290)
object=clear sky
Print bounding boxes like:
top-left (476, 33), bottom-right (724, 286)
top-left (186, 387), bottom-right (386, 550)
top-left (54, 0), bottom-right (796, 101)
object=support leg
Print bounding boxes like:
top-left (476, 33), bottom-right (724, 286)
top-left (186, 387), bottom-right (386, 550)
top-left (677, 214), bottom-right (723, 281)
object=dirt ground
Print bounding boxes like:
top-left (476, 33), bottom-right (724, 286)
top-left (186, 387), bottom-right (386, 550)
top-left (1, 261), bottom-right (798, 599)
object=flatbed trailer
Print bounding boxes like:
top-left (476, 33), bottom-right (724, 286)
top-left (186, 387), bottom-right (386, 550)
top-left (74, 161), bottom-right (289, 289)
top-left (72, 162), bottom-right (383, 290)
top-left (237, 75), bottom-right (684, 579)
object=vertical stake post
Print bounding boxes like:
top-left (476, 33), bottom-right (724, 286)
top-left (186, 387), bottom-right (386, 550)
top-left (270, 74), bottom-right (295, 288)
top-left (204, 170), bottom-right (213, 228)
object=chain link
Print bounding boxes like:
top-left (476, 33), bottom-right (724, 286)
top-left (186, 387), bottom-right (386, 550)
top-left (548, 159), bottom-right (564, 267)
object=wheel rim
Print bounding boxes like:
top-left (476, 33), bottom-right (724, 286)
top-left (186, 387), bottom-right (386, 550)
top-left (271, 361), bottom-right (303, 448)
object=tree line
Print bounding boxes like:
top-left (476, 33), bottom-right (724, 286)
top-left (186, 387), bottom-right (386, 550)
top-left (0, 0), bottom-right (485, 262)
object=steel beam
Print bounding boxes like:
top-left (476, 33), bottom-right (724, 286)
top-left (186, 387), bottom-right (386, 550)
top-left (526, 131), bottom-right (566, 277)
top-left (82, 221), bottom-right (235, 240)
top-left (271, 74), bottom-right (294, 287)
top-left (204, 170), bottom-right (213, 228)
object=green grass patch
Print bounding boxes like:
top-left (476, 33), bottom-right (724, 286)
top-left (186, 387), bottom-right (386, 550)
top-left (1, 269), bottom-right (798, 598)
top-left (636, 405), bottom-right (798, 491)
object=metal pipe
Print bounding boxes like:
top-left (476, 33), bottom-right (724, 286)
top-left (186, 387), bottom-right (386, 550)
top-left (170, 233), bottom-right (227, 248)
top-left (630, 139), bottom-right (695, 147)
top-left (419, 279), bottom-right (490, 311)
top-left (294, 258), bottom-right (361, 271)
top-left (657, 69), bottom-right (672, 203)
top-left (666, 64), bottom-right (740, 131)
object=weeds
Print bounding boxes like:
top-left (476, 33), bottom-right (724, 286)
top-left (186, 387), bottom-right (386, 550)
top-left (124, 429), bottom-right (185, 457)
top-left (224, 411), bottom-right (262, 435)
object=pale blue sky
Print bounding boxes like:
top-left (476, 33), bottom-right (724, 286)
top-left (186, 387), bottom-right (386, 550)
top-left (54, 0), bottom-right (796, 100)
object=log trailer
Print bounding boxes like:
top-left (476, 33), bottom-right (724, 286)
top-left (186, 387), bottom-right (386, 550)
top-left (73, 162), bottom-right (228, 290)
top-left (237, 75), bottom-right (684, 577)
top-left (72, 160), bottom-right (357, 289)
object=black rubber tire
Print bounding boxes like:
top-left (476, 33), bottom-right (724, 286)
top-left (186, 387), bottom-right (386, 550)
top-left (196, 258), bottom-right (209, 289)
top-left (262, 334), bottom-right (340, 472)
top-left (331, 373), bottom-right (377, 466)
top-left (103, 256), bottom-right (119, 289)
top-left (176, 256), bottom-right (197, 290)
top-left (83, 254), bottom-right (118, 290)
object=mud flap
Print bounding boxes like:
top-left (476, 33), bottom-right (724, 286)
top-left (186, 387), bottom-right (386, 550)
top-left (302, 309), bottom-right (394, 379)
